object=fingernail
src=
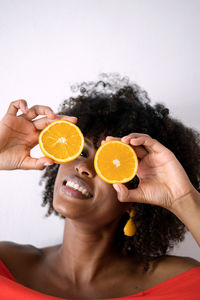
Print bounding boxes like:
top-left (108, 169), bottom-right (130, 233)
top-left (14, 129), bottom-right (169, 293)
top-left (44, 162), bottom-right (53, 166)
top-left (113, 184), bottom-right (121, 193)
top-left (71, 117), bottom-right (78, 121)
top-left (122, 137), bottom-right (128, 143)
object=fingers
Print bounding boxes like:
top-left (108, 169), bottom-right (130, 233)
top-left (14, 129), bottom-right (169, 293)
top-left (15, 101), bottom-right (77, 130)
top-left (6, 101), bottom-right (56, 123)
top-left (20, 156), bottom-right (55, 170)
top-left (105, 136), bottom-right (121, 142)
top-left (33, 114), bottom-right (78, 131)
top-left (101, 136), bottom-right (122, 145)
top-left (6, 100), bottom-right (29, 116)
top-left (122, 133), bottom-right (166, 154)
top-left (101, 135), bottom-right (148, 159)
top-left (20, 105), bottom-right (56, 121)
top-left (101, 133), bottom-right (167, 159)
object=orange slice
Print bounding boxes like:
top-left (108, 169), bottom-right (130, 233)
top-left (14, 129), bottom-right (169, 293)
top-left (94, 140), bottom-right (138, 184)
top-left (39, 120), bottom-right (84, 164)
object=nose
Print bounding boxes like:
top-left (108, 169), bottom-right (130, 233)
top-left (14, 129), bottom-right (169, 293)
top-left (75, 162), bottom-right (96, 178)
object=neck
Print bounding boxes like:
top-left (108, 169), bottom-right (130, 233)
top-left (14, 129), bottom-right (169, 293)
top-left (55, 218), bottom-right (121, 284)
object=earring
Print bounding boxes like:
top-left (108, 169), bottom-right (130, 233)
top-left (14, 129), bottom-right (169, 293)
top-left (124, 209), bottom-right (136, 237)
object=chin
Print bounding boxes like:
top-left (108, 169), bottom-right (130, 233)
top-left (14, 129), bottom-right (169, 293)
top-left (53, 198), bottom-right (90, 220)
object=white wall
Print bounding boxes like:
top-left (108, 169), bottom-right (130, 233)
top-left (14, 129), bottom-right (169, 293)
top-left (0, 0), bottom-right (199, 260)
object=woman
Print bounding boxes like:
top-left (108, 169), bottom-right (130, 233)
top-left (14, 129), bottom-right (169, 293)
top-left (0, 75), bottom-right (200, 300)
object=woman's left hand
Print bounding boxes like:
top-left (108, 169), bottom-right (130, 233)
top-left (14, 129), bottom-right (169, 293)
top-left (105, 133), bottom-right (196, 212)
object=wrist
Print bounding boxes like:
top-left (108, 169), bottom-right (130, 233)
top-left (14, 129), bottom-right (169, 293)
top-left (170, 188), bottom-right (200, 247)
top-left (171, 188), bottom-right (200, 216)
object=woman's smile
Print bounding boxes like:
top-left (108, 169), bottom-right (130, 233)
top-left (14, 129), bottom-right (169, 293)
top-left (61, 175), bottom-right (93, 200)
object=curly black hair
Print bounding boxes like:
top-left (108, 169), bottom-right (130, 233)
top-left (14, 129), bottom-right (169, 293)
top-left (40, 73), bottom-right (200, 270)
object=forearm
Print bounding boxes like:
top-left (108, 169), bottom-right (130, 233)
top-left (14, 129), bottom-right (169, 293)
top-left (171, 189), bottom-right (200, 247)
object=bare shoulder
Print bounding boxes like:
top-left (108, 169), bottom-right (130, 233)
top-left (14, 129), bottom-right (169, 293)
top-left (0, 241), bottom-right (42, 272)
top-left (161, 255), bottom-right (200, 269)
top-left (152, 255), bottom-right (200, 279)
top-left (0, 242), bottom-right (61, 285)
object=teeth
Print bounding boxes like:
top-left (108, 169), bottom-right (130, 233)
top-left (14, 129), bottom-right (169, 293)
top-left (65, 181), bottom-right (90, 197)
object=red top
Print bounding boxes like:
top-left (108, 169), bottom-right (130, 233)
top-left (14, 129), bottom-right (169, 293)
top-left (0, 260), bottom-right (200, 300)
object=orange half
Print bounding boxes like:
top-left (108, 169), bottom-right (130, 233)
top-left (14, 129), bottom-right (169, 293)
top-left (94, 140), bottom-right (138, 184)
top-left (39, 120), bottom-right (84, 164)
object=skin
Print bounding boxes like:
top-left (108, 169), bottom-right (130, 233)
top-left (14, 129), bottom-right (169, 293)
top-left (0, 100), bottom-right (199, 299)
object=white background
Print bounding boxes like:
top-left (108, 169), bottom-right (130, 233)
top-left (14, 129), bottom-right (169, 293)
top-left (0, 0), bottom-right (199, 260)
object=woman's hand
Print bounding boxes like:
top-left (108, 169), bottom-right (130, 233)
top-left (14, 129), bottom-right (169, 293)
top-left (105, 133), bottom-right (196, 212)
top-left (0, 100), bottom-right (77, 170)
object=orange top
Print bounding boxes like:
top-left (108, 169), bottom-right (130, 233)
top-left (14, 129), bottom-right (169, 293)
top-left (0, 260), bottom-right (200, 300)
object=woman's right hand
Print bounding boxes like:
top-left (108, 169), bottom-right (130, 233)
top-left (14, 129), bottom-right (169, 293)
top-left (0, 100), bottom-right (77, 170)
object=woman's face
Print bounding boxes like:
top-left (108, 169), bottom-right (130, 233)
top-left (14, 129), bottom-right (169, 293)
top-left (53, 138), bottom-right (130, 227)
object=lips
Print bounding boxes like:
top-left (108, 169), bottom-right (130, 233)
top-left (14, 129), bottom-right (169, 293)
top-left (62, 175), bottom-right (93, 200)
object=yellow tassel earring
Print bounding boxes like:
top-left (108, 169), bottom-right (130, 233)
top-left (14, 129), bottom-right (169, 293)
top-left (124, 209), bottom-right (136, 237)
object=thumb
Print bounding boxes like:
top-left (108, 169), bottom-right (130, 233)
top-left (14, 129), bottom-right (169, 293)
top-left (113, 183), bottom-right (144, 203)
top-left (21, 156), bottom-right (55, 170)
top-left (113, 183), bottom-right (130, 201)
